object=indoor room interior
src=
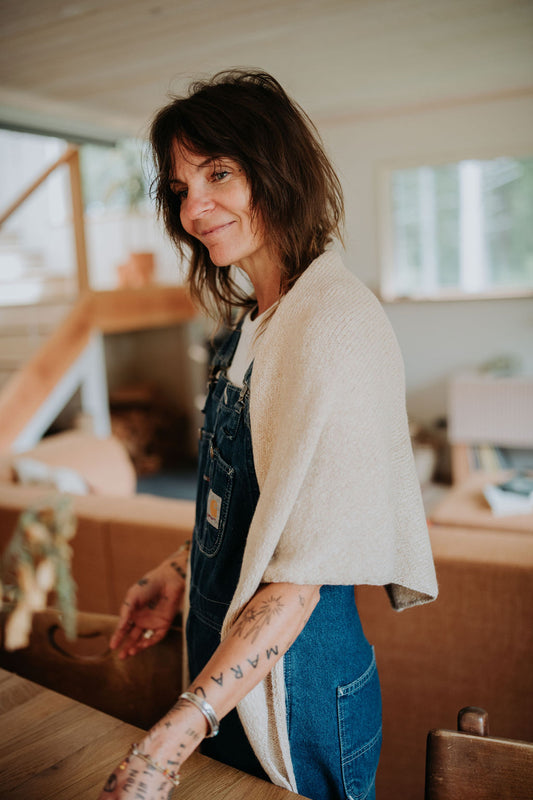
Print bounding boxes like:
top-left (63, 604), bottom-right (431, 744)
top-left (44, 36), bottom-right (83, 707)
top-left (0, 1), bottom-right (532, 798)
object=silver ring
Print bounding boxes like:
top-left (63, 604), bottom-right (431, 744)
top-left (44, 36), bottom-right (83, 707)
top-left (143, 628), bottom-right (155, 640)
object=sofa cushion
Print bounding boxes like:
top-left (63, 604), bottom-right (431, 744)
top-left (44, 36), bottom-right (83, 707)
top-left (5, 431), bottom-right (136, 496)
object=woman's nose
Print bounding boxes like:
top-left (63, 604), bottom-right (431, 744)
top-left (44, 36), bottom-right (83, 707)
top-left (182, 187), bottom-right (215, 220)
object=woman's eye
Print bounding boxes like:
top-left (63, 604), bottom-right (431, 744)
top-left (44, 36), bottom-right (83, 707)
top-left (173, 187), bottom-right (187, 200)
top-left (213, 170), bottom-right (229, 182)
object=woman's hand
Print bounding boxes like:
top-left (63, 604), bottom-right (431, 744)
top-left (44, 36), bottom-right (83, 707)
top-left (97, 755), bottom-right (175, 800)
top-left (110, 549), bottom-right (188, 659)
top-left (97, 697), bottom-right (207, 800)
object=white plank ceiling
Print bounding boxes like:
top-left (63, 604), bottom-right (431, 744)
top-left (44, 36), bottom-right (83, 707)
top-left (0, 0), bottom-right (532, 141)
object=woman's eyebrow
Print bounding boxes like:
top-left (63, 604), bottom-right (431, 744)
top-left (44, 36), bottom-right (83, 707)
top-left (170, 157), bottom-right (215, 186)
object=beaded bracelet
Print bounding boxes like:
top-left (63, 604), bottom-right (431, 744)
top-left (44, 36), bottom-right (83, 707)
top-left (128, 743), bottom-right (180, 787)
top-left (179, 691), bottom-right (220, 737)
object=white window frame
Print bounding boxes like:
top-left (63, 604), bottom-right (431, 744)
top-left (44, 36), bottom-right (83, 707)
top-left (378, 147), bottom-right (533, 302)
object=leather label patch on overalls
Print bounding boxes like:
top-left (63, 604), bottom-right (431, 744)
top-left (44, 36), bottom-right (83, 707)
top-left (207, 489), bottom-right (222, 529)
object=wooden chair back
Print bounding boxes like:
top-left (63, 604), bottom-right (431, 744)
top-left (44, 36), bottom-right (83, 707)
top-left (425, 706), bottom-right (533, 800)
top-left (0, 608), bottom-right (182, 730)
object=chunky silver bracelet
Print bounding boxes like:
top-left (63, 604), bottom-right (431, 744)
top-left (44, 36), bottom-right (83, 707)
top-left (179, 691), bottom-right (220, 737)
top-left (128, 743), bottom-right (180, 787)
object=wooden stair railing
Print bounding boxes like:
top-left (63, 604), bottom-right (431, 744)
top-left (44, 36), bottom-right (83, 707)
top-left (0, 144), bottom-right (89, 293)
top-left (0, 295), bottom-right (94, 451)
top-left (0, 286), bottom-right (197, 453)
top-left (0, 139), bottom-right (198, 453)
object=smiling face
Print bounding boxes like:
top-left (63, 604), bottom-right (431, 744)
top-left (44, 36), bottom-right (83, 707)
top-left (170, 142), bottom-right (267, 271)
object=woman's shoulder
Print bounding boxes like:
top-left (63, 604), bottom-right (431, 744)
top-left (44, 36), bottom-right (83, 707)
top-left (278, 251), bottom-right (396, 351)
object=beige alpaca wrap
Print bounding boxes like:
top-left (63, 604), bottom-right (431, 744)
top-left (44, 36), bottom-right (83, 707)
top-left (215, 250), bottom-right (438, 789)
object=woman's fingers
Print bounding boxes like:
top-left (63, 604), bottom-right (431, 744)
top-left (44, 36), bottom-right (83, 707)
top-left (109, 568), bottom-right (184, 657)
top-left (119, 624), bottom-right (146, 658)
top-left (110, 602), bottom-right (136, 650)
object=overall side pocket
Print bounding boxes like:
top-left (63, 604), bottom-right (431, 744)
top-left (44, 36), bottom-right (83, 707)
top-left (336, 648), bottom-right (382, 800)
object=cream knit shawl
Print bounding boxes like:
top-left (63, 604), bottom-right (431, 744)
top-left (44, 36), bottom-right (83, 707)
top-left (218, 249), bottom-right (438, 790)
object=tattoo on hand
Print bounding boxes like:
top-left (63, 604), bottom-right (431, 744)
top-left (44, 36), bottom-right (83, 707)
top-left (231, 595), bottom-right (284, 643)
top-left (123, 768), bottom-right (139, 793)
top-left (134, 780), bottom-right (149, 799)
top-left (137, 578), bottom-right (149, 586)
top-left (103, 772), bottom-right (117, 792)
top-left (170, 561), bottom-right (186, 579)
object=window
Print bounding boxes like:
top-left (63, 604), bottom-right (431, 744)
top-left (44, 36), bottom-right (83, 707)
top-left (380, 155), bottom-right (533, 300)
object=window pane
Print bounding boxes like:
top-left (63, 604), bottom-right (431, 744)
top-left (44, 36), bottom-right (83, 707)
top-left (385, 156), bottom-right (533, 299)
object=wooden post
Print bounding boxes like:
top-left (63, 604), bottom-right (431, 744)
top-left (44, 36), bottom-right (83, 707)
top-left (0, 148), bottom-right (76, 229)
top-left (67, 147), bottom-right (90, 294)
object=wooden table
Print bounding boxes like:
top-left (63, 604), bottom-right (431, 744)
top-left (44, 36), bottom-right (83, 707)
top-left (0, 668), bottom-right (309, 799)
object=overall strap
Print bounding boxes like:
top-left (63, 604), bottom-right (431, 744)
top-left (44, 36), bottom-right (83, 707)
top-left (209, 319), bottom-right (244, 382)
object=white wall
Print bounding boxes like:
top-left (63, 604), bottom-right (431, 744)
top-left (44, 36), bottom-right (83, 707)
top-left (320, 93), bottom-right (533, 425)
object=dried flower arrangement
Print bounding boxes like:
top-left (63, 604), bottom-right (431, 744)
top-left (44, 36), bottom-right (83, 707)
top-left (0, 496), bottom-right (78, 651)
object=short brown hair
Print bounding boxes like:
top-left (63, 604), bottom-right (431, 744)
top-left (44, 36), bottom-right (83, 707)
top-left (150, 69), bottom-right (344, 323)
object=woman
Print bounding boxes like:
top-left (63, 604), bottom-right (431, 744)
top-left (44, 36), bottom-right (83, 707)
top-left (98, 69), bottom-right (437, 800)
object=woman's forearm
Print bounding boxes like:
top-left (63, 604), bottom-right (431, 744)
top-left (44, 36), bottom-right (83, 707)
top-left (138, 582), bottom-right (321, 768)
top-left (192, 581), bottom-right (320, 718)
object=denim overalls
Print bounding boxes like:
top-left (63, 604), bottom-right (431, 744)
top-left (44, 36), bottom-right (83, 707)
top-left (186, 322), bottom-right (382, 800)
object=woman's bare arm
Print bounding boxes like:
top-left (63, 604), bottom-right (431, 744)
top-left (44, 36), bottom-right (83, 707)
top-left (98, 581), bottom-right (320, 799)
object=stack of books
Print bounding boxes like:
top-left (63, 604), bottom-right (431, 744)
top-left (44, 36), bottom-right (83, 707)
top-left (484, 472), bottom-right (533, 516)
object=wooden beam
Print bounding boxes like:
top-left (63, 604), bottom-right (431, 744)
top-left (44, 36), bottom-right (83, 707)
top-left (0, 286), bottom-right (197, 452)
top-left (0, 295), bottom-right (94, 452)
top-left (0, 147), bottom-right (77, 229)
top-left (67, 146), bottom-right (90, 294)
top-left (92, 285), bottom-right (197, 333)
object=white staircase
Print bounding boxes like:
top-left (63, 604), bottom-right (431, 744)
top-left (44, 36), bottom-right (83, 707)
top-left (0, 300), bottom-right (75, 394)
top-left (0, 229), bottom-right (78, 392)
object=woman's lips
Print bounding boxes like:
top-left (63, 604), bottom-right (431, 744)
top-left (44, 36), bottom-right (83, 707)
top-left (199, 221), bottom-right (235, 239)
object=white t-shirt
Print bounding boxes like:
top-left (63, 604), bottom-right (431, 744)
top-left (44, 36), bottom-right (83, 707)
top-left (226, 309), bottom-right (268, 387)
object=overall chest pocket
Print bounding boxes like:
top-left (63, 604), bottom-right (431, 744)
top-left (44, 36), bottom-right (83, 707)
top-left (195, 430), bottom-right (235, 557)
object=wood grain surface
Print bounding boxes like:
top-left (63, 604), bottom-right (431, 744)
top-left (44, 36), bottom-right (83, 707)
top-left (0, 668), bottom-right (309, 799)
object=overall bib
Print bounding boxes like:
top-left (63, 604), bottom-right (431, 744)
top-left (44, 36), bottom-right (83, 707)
top-left (187, 323), bottom-right (382, 800)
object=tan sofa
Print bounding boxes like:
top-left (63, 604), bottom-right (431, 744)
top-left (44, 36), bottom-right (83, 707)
top-left (0, 432), bottom-right (195, 613)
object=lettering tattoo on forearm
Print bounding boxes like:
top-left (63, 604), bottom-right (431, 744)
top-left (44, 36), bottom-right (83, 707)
top-left (206, 644), bottom-right (280, 690)
top-left (231, 595), bottom-right (284, 643)
top-left (230, 664), bottom-right (244, 679)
